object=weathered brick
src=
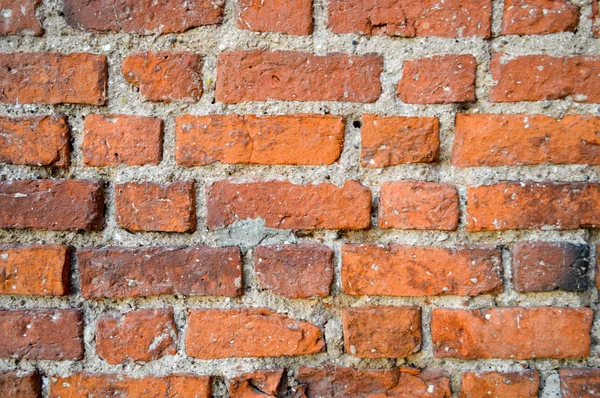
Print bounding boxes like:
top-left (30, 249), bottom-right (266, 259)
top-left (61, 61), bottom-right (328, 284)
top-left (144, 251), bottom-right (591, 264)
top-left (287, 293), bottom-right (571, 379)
top-left (186, 308), bottom-right (324, 359)
top-left (207, 180), bottom-right (372, 230)
top-left (115, 181), bottom-right (196, 232)
top-left (216, 50), bottom-right (383, 103)
top-left (229, 369), bottom-right (286, 398)
top-left (255, 244), bottom-right (333, 299)
top-left (342, 244), bottom-right (502, 297)
top-left (466, 182), bottom-right (600, 231)
top-left (459, 371), bottom-right (539, 398)
top-left (512, 241), bottom-right (589, 292)
top-left (96, 309), bottom-right (177, 364)
top-left (237, 0), bottom-right (312, 35)
top-left (0, 244), bottom-right (69, 296)
top-left (432, 307), bottom-right (592, 359)
top-left (0, 53), bottom-right (107, 105)
top-left (594, 0), bottom-right (600, 37)
top-left (378, 181), bottom-right (459, 230)
top-left (489, 54), bottom-right (600, 102)
top-left (502, 0), bottom-right (579, 35)
top-left (63, 0), bottom-right (223, 34)
top-left (361, 114), bottom-right (439, 168)
top-left (0, 179), bottom-right (104, 231)
top-left (0, 0), bottom-right (42, 35)
top-left (78, 246), bottom-right (242, 299)
top-left (49, 373), bottom-right (211, 398)
top-left (175, 114), bottom-right (344, 166)
top-left (0, 371), bottom-right (41, 398)
top-left (296, 366), bottom-right (451, 398)
top-left (398, 55), bottom-right (477, 104)
top-left (560, 368), bottom-right (600, 398)
top-left (0, 116), bottom-right (70, 168)
top-left (342, 306), bottom-right (421, 358)
top-left (83, 114), bottom-right (163, 166)
top-left (452, 114), bottom-right (600, 167)
top-left (0, 309), bottom-right (83, 360)
top-left (328, 0), bottom-right (491, 38)
top-left (122, 52), bottom-right (203, 102)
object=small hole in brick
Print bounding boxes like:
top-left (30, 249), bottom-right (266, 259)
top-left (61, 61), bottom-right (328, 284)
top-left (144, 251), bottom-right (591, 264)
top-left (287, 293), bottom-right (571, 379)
top-left (353, 120), bottom-right (362, 128)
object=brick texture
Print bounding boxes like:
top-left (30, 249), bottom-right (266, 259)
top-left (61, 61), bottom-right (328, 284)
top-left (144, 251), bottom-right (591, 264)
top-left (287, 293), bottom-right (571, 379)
top-left (237, 0), bottom-right (312, 35)
top-left (0, 371), bottom-right (41, 398)
top-left (502, 0), bottom-right (579, 35)
top-left (0, 0), bottom-right (42, 35)
top-left (560, 368), bottom-right (600, 398)
top-left (459, 371), bottom-right (539, 398)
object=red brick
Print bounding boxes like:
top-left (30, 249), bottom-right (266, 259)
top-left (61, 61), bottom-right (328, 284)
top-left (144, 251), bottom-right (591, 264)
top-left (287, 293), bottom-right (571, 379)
top-left (342, 306), bottom-right (421, 358)
top-left (0, 371), bottom-right (41, 398)
top-left (0, 0), bottom-right (42, 35)
top-left (502, 0), bottom-right (579, 35)
top-left (560, 368), bottom-right (600, 398)
top-left (466, 182), bottom-right (600, 231)
top-left (216, 50), bottom-right (383, 103)
top-left (237, 0), bottom-right (312, 35)
top-left (229, 369), bottom-right (286, 398)
top-left (378, 181), bottom-right (459, 230)
top-left (49, 373), bottom-right (211, 398)
top-left (398, 55), bottom-right (476, 104)
top-left (0, 244), bottom-right (69, 296)
top-left (342, 244), bottom-right (502, 297)
top-left (459, 371), bottom-right (539, 398)
top-left (186, 308), bottom-right (324, 359)
top-left (432, 307), bottom-right (592, 359)
top-left (361, 114), bottom-right (439, 168)
top-left (63, 0), bottom-right (223, 34)
top-left (207, 180), bottom-right (372, 230)
top-left (115, 181), bottom-right (195, 232)
top-left (296, 366), bottom-right (451, 398)
top-left (0, 116), bottom-right (70, 168)
top-left (489, 54), bottom-right (600, 103)
top-left (0, 53), bottom-right (107, 105)
top-left (0, 309), bottom-right (83, 360)
top-left (83, 114), bottom-right (163, 166)
top-left (78, 246), bottom-right (242, 299)
top-left (255, 244), bottom-right (333, 299)
top-left (512, 241), bottom-right (589, 292)
top-left (175, 114), bottom-right (344, 166)
top-left (452, 114), bottom-right (600, 167)
top-left (122, 52), bottom-right (203, 102)
top-left (594, 0), bottom-right (600, 37)
top-left (96, 309), bottom-right (177, 364)
top-left (328, 0), bottom-right (491, 38)
top-left (0, 179), bottom-right (104, 231)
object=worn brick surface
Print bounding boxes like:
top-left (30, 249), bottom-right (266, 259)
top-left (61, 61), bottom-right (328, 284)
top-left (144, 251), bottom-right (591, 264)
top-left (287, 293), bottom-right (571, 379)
top-left (0, 371), bottom-right (41, 398)
top-left (0, 0), bottom-right (42, 35)
top-left (237, 0), bottom-right (312, 35)
top-left (459, 371), bottom-right (539, 398)
top-left (559, 368), bottom-right (600, 398)
top-left (502, 0), bottom-right (579, 35)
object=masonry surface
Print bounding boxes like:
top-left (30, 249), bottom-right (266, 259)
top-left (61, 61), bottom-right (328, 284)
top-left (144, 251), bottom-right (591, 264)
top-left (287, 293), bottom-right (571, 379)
top-left (1, 0), bottom-right (600, 397)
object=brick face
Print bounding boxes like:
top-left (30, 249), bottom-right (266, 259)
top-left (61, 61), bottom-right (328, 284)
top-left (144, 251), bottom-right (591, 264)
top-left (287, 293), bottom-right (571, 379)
top-left (459, 371), bottom-right (539, 398)
top-left (0, 371), bottom-right (41, 398)
top-left (237, 0), bottom-right (312, 35)
top-left (0, 0), bottom-right (43, 36)
top-left (502, 0), bottom-right (579, 35)
top-left (560, 368), bottom-right (600, 398)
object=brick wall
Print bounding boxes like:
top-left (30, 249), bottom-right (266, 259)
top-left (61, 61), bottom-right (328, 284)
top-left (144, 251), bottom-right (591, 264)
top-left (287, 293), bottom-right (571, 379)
top-left (1, 0), bottom-right (600, 397)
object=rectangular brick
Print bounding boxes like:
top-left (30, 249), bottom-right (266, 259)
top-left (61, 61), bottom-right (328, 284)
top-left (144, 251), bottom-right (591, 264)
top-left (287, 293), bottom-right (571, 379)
top-left (175, 114), bottom-right (344, 166)
top-left (186, 308), bottom-right (324, 359)
top-left (342, 306), bottom-right (421, 358)
top-left (50, 373), bottom-right (211, 398)
top-left (255, 244), bottom-right (333, 299)
top-left (512, 241), bottom-right (589, 292)
top-left (467, 182), bottom-right (600, 231)
top-left (0, 52), bottom-right (107, 105)
top-left (237, 0), bottom-right (312, 35)
top-left (115, 181), bottom-right (196, 232)
top-left (361, 114), bottom-right (439, 168)
top-left (83, 114), bottom-right (163, 166)
top-left (0, 309), bottom-right (83, 360)
top-left (328, 0), bottom-right (491, 38)
top-left (0, 0), bottom-right (42, 35)
top-left (453, 114), bottom-right (600, 167)
top-left (460, 371), bottom-right (539, 398)
top-left (0, 115), bottom-right (69, 168)
top-left (78, 246), bottom-right (242, 299)
top-left (0, 371), bottom-right (41, 398)
top-left (560, 368), bottom-right (600, 398)
top-left (0, 244), bottom-right (69, 296)
top-left (398, 55), bottom-right (477, 104)
top-left (342, 244), bottom-right (502, 297)
top-left (502, 0), bottom-right (579, 35)
top-left (63, 0), bottom-right (223, 34)
top-left (207, 180), bottom-right (372, 230)
top-left (0, 179), bottom-right (104, 231)
top-left (229, 370), bottom-right (286, 398)
top-left (489, 54), bottom-right (600, 103)
top-left (378, 181), bottom-right (459, 230)
top-left (432, 307), bottom-right (592, 359)
top-left (216, 50), bottom-right (383, 103)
